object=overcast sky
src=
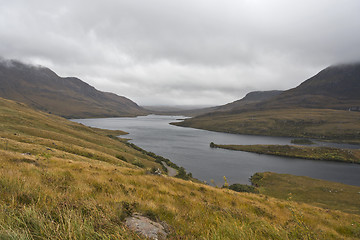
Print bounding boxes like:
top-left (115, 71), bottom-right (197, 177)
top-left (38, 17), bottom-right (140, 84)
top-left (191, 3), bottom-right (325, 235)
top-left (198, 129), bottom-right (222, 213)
top-left (1, 0), bottom-right (360, 106)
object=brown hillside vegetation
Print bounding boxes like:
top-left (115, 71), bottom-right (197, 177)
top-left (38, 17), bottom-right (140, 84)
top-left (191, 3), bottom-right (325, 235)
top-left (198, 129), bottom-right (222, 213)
top-left (0, 97), bottom-right (360, 239)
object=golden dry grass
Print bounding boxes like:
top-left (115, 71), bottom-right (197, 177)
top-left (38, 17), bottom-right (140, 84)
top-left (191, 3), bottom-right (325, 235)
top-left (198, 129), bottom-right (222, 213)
top-left (251, 172), bottom-right (360, 215)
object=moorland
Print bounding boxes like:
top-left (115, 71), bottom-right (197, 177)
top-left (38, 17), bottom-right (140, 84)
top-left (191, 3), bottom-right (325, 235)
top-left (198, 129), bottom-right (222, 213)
top-left (1, 95), bottom-right (360, 239)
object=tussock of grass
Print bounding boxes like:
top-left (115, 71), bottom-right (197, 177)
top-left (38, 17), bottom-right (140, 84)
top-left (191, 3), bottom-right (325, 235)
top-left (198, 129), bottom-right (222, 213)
top-left (1, 97), bottom-right (360, 239)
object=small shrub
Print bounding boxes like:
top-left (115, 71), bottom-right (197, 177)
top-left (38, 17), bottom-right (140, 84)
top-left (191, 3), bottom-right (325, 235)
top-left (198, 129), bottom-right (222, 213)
top-left (249, 173), bottom-right (264, 187)
top-left (228, 183), bottom-right (259, 193)
top-left (175, 167), bottom-right (192, 180)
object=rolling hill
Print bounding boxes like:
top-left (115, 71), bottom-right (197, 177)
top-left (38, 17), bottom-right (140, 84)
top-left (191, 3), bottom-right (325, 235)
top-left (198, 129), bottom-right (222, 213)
top-left (0, 59), bottom-right (147, 118)
top-left (1, 97), bottom-right (360, 239)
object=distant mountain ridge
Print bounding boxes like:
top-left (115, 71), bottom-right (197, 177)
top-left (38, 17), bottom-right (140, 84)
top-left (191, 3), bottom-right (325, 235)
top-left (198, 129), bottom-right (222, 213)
top-left (289, 63), bottom-right (360, 99)
top-left (261, 63), bottom-right (360, 110)
top-left (221, 63), bottom-right (360, 113)
top-left (0, 59), bottom-right (147, 118)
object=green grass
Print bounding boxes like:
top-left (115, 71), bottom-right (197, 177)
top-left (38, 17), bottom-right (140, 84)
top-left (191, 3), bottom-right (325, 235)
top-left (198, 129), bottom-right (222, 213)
top-left (212, 143), bottom-right (360, 163)
top-left (250, 172), bottom-right (360, 215)
top-left (1, 97), bottom-right (360, 239)
top-left (173, 108), bottom-right (360, 144)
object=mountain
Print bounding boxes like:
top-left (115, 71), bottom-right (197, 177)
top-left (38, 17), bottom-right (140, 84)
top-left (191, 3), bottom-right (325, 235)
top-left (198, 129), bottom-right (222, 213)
top-left (0, 59), bottom-right (147, 118)
top-left (236, 63), bottom-right (360, 112)
top-left (285, 63), bottom-right (360, 100)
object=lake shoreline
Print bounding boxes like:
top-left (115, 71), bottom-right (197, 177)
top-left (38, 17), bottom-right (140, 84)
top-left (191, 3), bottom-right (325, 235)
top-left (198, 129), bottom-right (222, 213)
top-left (73, 115), bottom-right (360, 186)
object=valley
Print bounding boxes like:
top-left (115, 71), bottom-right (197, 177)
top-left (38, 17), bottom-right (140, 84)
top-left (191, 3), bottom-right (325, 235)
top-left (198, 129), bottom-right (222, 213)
top-left (0, 97), bottom-right (360, 239)
top-left (1, 1), bottom-right (360, 238)
top-left (0, 59), bottom-right (360, 239)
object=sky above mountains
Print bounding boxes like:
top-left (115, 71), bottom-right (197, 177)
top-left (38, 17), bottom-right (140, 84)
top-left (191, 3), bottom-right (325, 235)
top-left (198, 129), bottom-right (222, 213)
top-left (1, 0), bottom-right (360, 106)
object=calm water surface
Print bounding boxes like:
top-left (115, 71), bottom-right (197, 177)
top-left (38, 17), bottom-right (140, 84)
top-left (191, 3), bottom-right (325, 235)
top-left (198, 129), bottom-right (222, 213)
top-left (73, 115), bottom-right (360, 186)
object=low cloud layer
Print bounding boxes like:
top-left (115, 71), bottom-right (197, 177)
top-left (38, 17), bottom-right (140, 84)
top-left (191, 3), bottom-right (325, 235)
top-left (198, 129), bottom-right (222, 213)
top-left (1, 0), bottom-right (360, 106)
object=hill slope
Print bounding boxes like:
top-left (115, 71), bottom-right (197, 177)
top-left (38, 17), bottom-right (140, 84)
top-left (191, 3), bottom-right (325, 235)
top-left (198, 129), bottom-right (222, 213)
top-left (238, 63), bottom-right (360, 111)
top-left (285, 63), bottom-right (360, 100)
top-left (0, 59), bottom-right (147, 118)
top-left (175, 63), bottom-right (360, 142)
top-left (148, 91), bottom-right (282, 117)
top-left (1, 98), bottom-right (360, 239)
top-left (215, 90), bottom-right (283, 112)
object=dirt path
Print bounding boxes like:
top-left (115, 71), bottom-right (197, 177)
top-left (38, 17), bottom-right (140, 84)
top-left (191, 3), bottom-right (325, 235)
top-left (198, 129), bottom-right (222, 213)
top-left (162, 162), bottom-right (177, 177)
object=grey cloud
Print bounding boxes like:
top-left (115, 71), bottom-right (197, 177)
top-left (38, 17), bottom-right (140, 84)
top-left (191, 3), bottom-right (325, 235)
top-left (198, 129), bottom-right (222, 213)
top-left (0, 0), bottom-right (359, 105)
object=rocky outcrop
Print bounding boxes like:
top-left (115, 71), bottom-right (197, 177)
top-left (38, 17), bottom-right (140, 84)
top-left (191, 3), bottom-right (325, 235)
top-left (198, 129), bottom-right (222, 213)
top-left (125, 213), bottom-right (168, 239)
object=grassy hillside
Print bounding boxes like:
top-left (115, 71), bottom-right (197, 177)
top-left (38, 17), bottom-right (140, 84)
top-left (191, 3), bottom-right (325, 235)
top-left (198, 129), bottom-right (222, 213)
top-left (251, 172), bottom-right (360, 215)
top-left (0, 59), bottom-right (147, 118)
top-left (212, 144), bottom-right (360, 163)
top-left (215, 90), bottom-right (283, 112)
top-left (1, 98), bottom-right (360, 239)
top-left (173, 108), bottom-right (360, 144)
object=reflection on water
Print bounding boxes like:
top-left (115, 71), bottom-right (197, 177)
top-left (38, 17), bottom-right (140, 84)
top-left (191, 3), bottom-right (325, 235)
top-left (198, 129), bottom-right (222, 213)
top-left (73, 115), bottom-right (360, 186)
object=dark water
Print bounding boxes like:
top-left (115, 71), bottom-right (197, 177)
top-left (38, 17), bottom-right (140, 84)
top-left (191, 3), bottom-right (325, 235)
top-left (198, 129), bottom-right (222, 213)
top-left (73, 115), bottom-right (360, 186)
